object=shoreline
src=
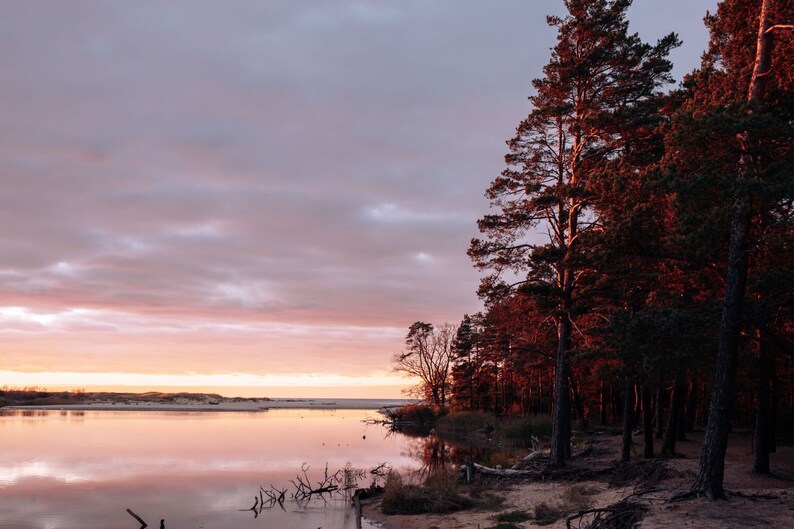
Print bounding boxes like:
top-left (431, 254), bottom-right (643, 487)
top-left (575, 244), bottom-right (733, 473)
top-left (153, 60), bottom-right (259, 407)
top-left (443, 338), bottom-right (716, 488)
top-left (2, 397), bottom-right (410, 412)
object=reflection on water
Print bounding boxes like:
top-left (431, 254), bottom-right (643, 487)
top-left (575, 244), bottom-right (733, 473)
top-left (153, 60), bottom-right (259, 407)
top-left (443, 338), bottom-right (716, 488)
top-left (394, 425), bottom-right (522, 480)
top-left (0, 409), bottom-right (418, 529)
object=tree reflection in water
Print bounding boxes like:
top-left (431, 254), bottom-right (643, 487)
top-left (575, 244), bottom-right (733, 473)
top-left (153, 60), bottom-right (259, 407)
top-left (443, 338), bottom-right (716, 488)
top-left (389, 425), bottom-right (519, 481)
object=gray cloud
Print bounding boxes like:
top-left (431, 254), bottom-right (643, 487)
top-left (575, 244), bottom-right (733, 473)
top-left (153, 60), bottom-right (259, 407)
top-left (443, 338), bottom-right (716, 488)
top-left (0, 1), bottom-right (717, 379)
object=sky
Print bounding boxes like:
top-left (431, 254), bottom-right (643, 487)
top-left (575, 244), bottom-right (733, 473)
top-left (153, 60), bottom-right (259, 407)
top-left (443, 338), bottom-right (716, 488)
top-left (0, 0), bottom-right (719, 398)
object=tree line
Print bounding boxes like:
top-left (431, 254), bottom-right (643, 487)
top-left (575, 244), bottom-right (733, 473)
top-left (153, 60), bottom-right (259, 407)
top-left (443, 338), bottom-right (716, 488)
top-left (394, 0), bottom-right (793, 500)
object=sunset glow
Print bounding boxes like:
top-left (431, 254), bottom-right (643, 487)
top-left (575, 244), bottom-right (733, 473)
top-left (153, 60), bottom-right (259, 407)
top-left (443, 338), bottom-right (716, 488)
top-left (0, 370), bottom-right (413, 398)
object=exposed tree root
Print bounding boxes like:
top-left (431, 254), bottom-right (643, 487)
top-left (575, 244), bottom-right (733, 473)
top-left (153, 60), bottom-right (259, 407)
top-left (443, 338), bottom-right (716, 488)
top-left (566, 500), bottom-right (648, 529)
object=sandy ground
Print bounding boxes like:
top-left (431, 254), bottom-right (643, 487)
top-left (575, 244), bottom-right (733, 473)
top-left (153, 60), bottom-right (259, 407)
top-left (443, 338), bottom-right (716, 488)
top-left (5, 396), bottom-right (409, 412)
top-left (362, 429), bottom-right (794, 529)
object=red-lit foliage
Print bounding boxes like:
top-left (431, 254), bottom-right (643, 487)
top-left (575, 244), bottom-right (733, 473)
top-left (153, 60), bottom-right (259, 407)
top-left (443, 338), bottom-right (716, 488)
top-left (436, 0), bottom-right (794, 495)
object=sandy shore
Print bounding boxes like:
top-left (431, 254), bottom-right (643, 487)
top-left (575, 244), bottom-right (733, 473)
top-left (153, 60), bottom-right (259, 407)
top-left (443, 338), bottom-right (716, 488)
top-left (361, 429), bottom-right (794, 529)
top-left (5, 396), bottom-right (409, 412)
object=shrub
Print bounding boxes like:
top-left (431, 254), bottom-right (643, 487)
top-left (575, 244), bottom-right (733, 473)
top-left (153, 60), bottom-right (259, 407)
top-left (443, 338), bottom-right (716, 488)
top-left (501, 416), bottom-right (552, 442)
top-left (389, 404), bottom-right (439, 426)
top-left (380, 469), bottom-right (473, 515)
top-left (437, 411), bottom-right (495, 433)
top-left (484, 450), bottom-right (518, 469)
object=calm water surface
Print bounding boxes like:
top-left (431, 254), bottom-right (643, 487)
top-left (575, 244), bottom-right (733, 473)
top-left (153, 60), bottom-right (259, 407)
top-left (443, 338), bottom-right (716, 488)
top-left (0, 408), bottom-right (422, 529)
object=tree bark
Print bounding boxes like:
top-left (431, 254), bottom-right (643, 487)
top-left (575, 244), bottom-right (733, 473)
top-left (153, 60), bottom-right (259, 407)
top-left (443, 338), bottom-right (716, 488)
top-left (662, 375), bottom-right (685, 456)
top-left (690, 197), bottom-right (749, 497)
top-left (691, 0), bottom-right (772, 499)
top-left (654, 377), bottom-right (664, 439)
top-left (677, 380), bottom-right (689, 441)
top-left (549, 313), bottom-right (572, 467)
top-left (686, 375), bottom-right (699, 432)
top-left (570, 372), bottom-right (588, 432)
top-left (600, 380), bottom-right (608, 425)
top-left (621, 378), bottom-right (634, 463)
top-left (642, 384), bottom-right (654, 458)
top-left (754, 335), bottom-right (771, 473)
top-left (770, 360), bottom-right (778, 453)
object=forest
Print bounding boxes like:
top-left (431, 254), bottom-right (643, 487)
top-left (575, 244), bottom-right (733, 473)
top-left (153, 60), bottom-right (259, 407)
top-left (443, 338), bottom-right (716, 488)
top-left (394, 0), bottom-right (793, 500)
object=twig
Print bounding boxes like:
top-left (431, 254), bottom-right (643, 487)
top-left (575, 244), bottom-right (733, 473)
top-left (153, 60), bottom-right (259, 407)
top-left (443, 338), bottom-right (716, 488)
top-left (126, 508), bottom-right (147, 529)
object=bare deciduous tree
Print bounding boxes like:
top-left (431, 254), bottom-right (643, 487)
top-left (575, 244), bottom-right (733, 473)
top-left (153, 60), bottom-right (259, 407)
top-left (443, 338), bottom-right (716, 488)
top-left (392, 322), bottom-right (456, 407)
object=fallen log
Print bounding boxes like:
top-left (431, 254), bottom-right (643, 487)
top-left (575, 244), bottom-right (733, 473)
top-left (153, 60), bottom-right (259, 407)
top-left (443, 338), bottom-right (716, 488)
top-left (469, 463), bottom-right (542, 478)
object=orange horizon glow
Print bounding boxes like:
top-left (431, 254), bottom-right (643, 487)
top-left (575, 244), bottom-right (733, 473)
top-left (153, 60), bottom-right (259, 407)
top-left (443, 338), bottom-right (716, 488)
top-left (0, 370), bottom-right (416, 399)
top-left (0, 306), bottom-right (421, 399)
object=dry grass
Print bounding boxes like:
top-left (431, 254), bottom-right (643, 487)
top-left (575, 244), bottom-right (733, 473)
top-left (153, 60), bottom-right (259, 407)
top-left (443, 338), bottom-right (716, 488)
top-left (380, 469), bottom-right (474, 515)
top-left (533, 483), bottom-right (596, 525)
top-left (495, 509), bottom-right (532, 523)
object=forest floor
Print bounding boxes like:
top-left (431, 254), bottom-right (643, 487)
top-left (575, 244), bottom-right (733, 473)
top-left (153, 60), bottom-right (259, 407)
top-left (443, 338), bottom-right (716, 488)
top-left (362, 428), bottom-right (794, 529)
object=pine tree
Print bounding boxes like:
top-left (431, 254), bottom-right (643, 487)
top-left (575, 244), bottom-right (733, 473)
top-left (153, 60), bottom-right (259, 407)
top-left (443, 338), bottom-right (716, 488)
top-left (450, 314), bottom-right (479, 410)
top-left (665, 0), bottom-right (794, 498)
top-left (470, 0), bottom-right (678, 467)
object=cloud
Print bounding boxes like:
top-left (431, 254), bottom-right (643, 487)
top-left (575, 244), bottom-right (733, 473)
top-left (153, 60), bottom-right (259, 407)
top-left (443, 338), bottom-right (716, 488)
top-left (0, 0), bottom-right (717, 388)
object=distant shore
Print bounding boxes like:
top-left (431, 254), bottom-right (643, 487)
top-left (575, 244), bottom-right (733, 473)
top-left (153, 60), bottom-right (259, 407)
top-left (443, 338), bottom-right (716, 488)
top-left (3, 394), bottom-right (410, 412)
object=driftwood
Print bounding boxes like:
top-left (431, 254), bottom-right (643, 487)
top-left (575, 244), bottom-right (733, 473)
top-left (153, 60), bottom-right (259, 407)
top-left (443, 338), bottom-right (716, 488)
top-left (467, 442), bottom-right (594, 478)
top-left (470, 462), bottom-right (543, 478)
top-left (519, 444), bottom-right (589, 465)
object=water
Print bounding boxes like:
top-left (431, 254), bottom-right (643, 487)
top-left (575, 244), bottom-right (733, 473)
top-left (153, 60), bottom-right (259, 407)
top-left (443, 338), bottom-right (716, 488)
top-left (0, 408), bottom-right (421, 529)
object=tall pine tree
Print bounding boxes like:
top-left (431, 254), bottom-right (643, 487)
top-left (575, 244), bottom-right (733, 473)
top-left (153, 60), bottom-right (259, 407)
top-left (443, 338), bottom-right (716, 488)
top-left (665, 0), bottom-right (794, 498)
top-left (470, 0), bottom-right (678, 467)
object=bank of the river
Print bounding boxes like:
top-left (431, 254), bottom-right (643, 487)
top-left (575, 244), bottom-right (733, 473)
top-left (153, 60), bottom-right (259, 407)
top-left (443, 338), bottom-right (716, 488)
top-left (362, 428), bottom-right (794, 529)
top-left (1, 390), bottom-right (411, 412)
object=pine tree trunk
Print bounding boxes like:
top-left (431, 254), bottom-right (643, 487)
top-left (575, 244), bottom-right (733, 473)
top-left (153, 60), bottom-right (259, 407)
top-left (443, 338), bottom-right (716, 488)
top-left (549, 314), bottom-right (571, 467)
top-left (686, 375), bottom-right (698, 432)
top-left (600, 381), bottom-right (608, 425)
top-left (770, 361), bottom-right (778, 453)
top-left (691, 0), bottom-right (771, 499)
top-left (621, 377), bottom-right (634, 463)
top-left (655, 377), bottom-right (664, 439)
top-left (754, 336), bottom-right (771, 474)
top-left (570, 372), bottom-right (588, 432)
top-left (662, 376), bottom-right (685, 456)
top-left (691, 197), bottom-right (749, 497)
top-left (642, 384), bottom-right (654, 458)
top-left (677, 380), bottom-right (688, 442)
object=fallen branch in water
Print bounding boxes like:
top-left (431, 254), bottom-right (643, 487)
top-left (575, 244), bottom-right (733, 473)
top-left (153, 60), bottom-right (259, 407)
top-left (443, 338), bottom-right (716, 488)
top-left (126, 508), bottom-right (147, 529)
top-left (261, 484), bottom-right (288, 510)
top-left (291, 463), bottom-right (341, 501)
top-left (246, 461), bottom-right (390, 517)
